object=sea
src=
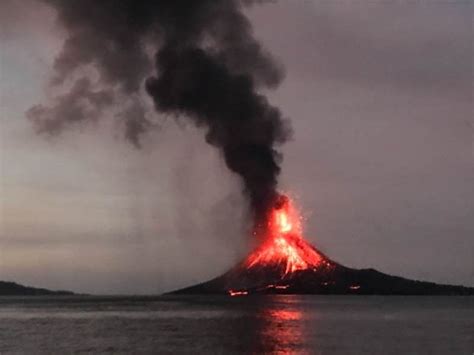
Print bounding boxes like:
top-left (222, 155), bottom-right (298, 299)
top-left (0, 295), bottom-right (472, 354)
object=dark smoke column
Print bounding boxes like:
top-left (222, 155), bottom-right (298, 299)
top-left (144, 1), bottom-right (291, 225)
top-left (146, 45), bottom-right (287, 223)
top-left (31, 0), bottom-right (290, 227)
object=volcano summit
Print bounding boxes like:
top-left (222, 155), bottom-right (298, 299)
top-left (170, 195), bottom-right (474, 296)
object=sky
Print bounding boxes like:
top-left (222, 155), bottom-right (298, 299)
top-left (0, 0), bottom-right (473, 294)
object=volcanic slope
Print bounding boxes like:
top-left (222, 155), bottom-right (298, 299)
top-left (170, 196), bottom-right (474, 296)
top-left (170, 241), bottom-right (474, 295)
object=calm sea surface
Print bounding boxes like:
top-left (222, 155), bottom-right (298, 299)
top-left (0, 295), bottom-right (472, 354)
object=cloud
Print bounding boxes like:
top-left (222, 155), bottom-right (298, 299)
top-left (248, 1), bottom-right (471, 97)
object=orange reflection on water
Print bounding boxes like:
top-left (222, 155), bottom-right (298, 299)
top-left (267, 308), bottom-right (302, 321)
top-left (253, 299), bottom-right (307, 354)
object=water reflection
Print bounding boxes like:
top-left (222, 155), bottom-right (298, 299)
top-left (250, 296), bottom-right (308, 354)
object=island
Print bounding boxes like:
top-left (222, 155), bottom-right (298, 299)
top-left (0, 281), bottom-right (74, 296)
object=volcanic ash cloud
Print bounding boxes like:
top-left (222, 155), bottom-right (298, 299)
top-left (28, 0), bottom-right (292, 225)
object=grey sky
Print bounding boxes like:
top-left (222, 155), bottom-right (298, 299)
top-left (1, 0), bottom-right (473, 294)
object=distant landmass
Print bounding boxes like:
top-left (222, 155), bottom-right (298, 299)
top-left (0, 281), bottom-right (74, 296)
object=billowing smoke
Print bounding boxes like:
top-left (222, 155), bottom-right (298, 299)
top-left (28, 0), bottom-right (291, 224)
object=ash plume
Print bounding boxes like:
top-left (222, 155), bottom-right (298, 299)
top-left (29, 0), bottom-right (291, 223)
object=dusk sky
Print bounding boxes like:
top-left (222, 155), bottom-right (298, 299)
top-left (1, 0), bottom-right (473, 294)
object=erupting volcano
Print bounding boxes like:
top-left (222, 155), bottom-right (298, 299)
top-left (244, 195), bottom-right (329, 277)
top-left (27, 1), bottom-right (473, 297)
top-left (171, 194), bottom-right (474, 296)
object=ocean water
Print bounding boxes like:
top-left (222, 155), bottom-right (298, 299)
top-left (0, 295), bottom-right (472, 354)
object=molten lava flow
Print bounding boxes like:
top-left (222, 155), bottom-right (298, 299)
top-left (245, 195), bottom-right (325, 277)
top-left (228, 290), bottom-right (248, 296)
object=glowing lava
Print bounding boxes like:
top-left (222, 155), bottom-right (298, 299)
top-left (228, 290), bottom-right (249, 296)
top-left (245, 195), bottom-right (325, 277)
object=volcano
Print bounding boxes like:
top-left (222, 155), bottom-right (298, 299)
top-left (170, 195), bottom-right (474, 296)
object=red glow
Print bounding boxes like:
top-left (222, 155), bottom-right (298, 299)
top-left (245, 195), bottom-right (326, 277)
top-left (228, 290), bottom-right (248, 296)
top-left (268, 309), bottom-right (302, 321)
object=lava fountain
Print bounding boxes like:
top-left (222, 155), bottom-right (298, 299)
top-left (220, 194), bottom-right (336, 295)
top-left (245, 195), bottom-right (328, 277)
